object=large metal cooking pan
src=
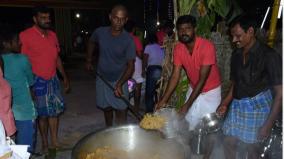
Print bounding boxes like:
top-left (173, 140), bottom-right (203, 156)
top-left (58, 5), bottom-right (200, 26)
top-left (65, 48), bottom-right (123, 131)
top-left (72, 125), bottom-right (186, 159)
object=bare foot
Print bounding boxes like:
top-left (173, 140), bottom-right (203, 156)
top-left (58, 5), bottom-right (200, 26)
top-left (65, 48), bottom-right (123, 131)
top-left (50, 141), bottom-right (66, 150)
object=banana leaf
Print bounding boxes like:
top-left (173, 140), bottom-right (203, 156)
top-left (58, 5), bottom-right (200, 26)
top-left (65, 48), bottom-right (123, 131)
top-left (196, 12), bottom-right (215, 38)
top-left (207, 0), bottom-right (231, 17)
top-left (179, 0), bottom-right (197, 15)
top-left (175, 70), bottom-right (189, 109)
top-left (226, 0), bottom-right (243, 23)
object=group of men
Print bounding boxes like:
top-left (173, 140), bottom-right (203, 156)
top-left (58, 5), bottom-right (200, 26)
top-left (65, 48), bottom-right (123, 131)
top-left (86, 4), bottom-right (282, 159)
top-left (6, 3), bottom-right (280, 159)
top-left (158, 14), bottom-right (282, 159)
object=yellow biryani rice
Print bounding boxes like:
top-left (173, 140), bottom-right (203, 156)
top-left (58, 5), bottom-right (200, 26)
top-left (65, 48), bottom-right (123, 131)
top-left (85, 146), bottom-right (160, 159)
top-left (139, 114), bottom-right (166, 130)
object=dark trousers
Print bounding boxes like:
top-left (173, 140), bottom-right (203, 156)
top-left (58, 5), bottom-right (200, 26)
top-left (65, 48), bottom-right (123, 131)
top-left (145, 65), bottom-right (162, 113)
top-left (15, 120), bottom-right (36, 153)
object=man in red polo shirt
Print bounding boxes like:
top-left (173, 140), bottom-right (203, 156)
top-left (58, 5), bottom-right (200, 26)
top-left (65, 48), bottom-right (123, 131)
top-left (20, 6), bottom-right (70, 154)
top-left (156, 15), bottom-right (221, 159)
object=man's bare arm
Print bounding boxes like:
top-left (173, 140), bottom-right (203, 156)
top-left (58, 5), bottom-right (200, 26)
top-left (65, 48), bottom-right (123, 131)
top-left (156, 65), bottom-right (182, 109)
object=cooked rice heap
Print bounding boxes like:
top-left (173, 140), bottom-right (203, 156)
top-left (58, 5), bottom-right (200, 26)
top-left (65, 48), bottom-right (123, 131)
top-left (139, 113), bottom-right (166, 130)
top-left (85, 146), bottom-right (160, 159)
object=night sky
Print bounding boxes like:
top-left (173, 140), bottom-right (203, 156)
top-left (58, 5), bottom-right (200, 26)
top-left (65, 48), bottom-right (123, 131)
top-left (237, 0), bottom-right (278, 28)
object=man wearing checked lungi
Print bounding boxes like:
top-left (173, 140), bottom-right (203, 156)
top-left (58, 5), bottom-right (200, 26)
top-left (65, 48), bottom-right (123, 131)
top-left (20, 6), bottom-right (71, 154)
top-left (217, 15), bottom-right (282, 159)
top-left (86, 5), bottom-right (135, 126)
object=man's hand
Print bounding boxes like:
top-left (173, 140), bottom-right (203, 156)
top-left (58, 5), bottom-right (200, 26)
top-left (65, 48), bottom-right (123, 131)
top-left (178, 104), bottom-right (189, 115)
top-left (258, 124), bottom-right (272, 141)
top-left (216, 104), bottom-right (228, 117)
top-left (114, 83), bottom-right (123, 97)
top-left (155, 101), bottom-right (166, 111)
top-left (85, 61), bottom-right (94, 71)
top-left (63, 78), bottom-right (71, 93)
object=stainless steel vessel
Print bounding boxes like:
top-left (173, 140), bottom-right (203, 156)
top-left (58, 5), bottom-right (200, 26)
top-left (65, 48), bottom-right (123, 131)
top-left (201, 112), bottom-right (222, 133)
top-left (190, 112), bottom-right (223, 155)
top-left (72, 125), bottom-right (186, 159)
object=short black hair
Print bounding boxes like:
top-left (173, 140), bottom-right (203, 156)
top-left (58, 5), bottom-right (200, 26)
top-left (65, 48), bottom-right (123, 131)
top-left (110, 4), bottom-right (128, 16)
top-left (33, 5), bottom-right (51, 16)
top-left (176, 15), bottom-right (196, 29)
top-left (147, 34), bottom-right (158, 44)
top-left (229, 15), bottom-right (258, 32)
top-left (124, 20), bottom-right (135, 32)
top-left (162, 20), bottom-right (174, 29)
top-left (0, 26), bottom-right (18, 53)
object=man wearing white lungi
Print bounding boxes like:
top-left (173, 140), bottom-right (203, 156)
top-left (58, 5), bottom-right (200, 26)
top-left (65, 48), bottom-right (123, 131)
top-left (156, 15), bottom-right (221, 159)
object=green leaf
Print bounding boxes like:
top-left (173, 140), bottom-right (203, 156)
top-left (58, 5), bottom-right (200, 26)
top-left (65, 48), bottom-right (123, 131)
top-left (174, 70), bottom-right (189, 109)
top-left (179, 0), bottom-right (197, 15)
top-left (215, 0), bottom-right (231, 17)
top-left (196, 13), bottom-right (215, 38)
top-left (207, 0), bottom-right (216, 10)
top-left (226, 0), bottom-right (243, 23)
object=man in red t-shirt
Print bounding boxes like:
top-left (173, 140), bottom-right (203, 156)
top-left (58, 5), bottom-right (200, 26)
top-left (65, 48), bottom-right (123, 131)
top-left (156, 21), bottom-right (175, 46)
top-left (156, 15), bottom-right (221, 159)
top-left (20, 6), bottom-right (70, 154)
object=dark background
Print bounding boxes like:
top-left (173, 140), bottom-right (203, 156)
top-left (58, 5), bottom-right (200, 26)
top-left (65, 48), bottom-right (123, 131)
top-left (0, 0), bottom-right (281, 34)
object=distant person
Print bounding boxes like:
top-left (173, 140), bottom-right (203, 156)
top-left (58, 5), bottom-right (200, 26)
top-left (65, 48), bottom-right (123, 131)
top-left (0, 55), bottom-right (16, 138)
top-left (86, 5), bottom-right (135, 126)
top-left (0, 29), bottom-right (36, 153)
top-left (156, 15), bottom-right (221, 159)
top-left (20, 6), bottom-right (70, 153)
top-left (143, 34), bottom-right (164, 113)
top-left (217, 15), bottom-right (282, 159)
top-left (124, 20), bottom-right (144, 113)
top-left (156, 20), bottom-right (174, 46)
top-left (75, 33), bottom-right (83, 52)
